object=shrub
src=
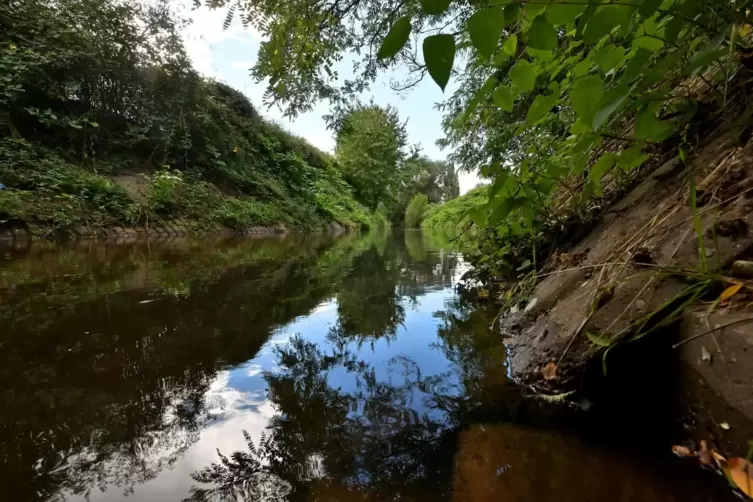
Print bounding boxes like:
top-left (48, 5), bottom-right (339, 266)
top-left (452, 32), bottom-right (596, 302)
top-left (422, 186), bottom-right (488, 232)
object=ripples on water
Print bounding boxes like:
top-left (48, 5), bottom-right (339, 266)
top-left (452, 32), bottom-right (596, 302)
top-left (0, 230), bottom-right (732, 501)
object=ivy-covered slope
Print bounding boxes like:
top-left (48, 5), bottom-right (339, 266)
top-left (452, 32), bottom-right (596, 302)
top-left (0, 0), bottom-right (377, 236)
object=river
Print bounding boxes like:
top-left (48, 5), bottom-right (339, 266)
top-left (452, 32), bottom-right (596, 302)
top-left (0, 230), bottom-right (734, 501)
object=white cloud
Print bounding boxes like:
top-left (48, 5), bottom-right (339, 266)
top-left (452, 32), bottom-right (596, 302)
top-left (179, 0), bottom-right (259, 78)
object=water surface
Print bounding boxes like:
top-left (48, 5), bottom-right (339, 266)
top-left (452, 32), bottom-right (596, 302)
top-left (0, 230), bottom-right (730, 501)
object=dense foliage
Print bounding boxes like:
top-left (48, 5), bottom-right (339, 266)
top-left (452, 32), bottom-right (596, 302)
top-left (422, 185), bottom-right (488, 231)
top-left (207, 0), bottom-right (752, 279)
top-left (334, 102), bottom-right (460, 224)
top-left (404, 193), bottom-right (429, 227)
top-left (0, 0), bottom-right (379, 233)
top-left (335, 103), bottom-right (408, 210)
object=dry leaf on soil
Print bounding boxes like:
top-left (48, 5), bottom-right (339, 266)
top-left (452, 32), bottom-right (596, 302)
top-left (698, 440), bottom-right (715, 468)
top-left (720, 283), bottom-right (743, 303)
top-left (542, 362), bottom-right (557, 380)
top-left (672, 444), bottom-right (694, 457)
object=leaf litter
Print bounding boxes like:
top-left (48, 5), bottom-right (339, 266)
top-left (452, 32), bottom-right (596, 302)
top-left (672, 439), bottom-right (753, 499)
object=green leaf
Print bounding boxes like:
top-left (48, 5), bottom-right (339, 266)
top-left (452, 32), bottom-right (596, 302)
top-left (503, 35), bottom-right (517, 56)
top-left (663, 16), bottom-right (683, 43)
top-left (378, 17), bottom-right (412, 59)
top-left (509, 59), bottom-right (537, 91)
top-left (637, 0), bottom-right (662, 18)
top-left (528, 47), bottom-right (555, 61)
top-left (571, 55), bottom-right (593, 77)
top-left (569, 74), bottom-right (603, 127)
top-left (576, 3), bottom-right (598, 38)
top-left (526, 17), bottom-right (558, 51)
top-left (621, 48), bottom-right (652, 83)
top-left (632, 36), bottom-right (664, 51)
top-left (525, 92), bottom-right (558, 125)
top-left (524, 3), bottom-right (548, 19)
top-left (488, 170), bottom-right (511, 198)
top-left (461, 75), bottom-right (497, 121)
top-left (492, 86), bottom-right (514, 112)
top-left (493, 51), bottom-right (511, 66)
top-left (598, 45), bottom-right (626, 72)
top-left (582, 6), bottom-right (631, 44)
top-left (468, 8), bottom-right (505, 59)
top-left (503, 3), bottom-right (521, 25)
top-left (617, 145), bottom-right (649, 172)
top-left (468, 207), bottom-right (487, 226)
top-left (589, 152), bottom-right (616, 182)
top-left (635, 106), bottom-right (674, 141)
top-left (423, 34), bottom-right (456, 91)
top-left (684, 41), bottom-right (727, 76)
top-left (489, 196), bottom-right (527, 224)
top-left (648, 47), bottom-right (687, 82)
top-left (570, 120), bottom-right (591, 134)
top-left (593, 84), bottom-right (630, 130)
top-left (420, 0), bottom-right (452, 15)
top-left (547, 1), bottom-right (587, 26)
top-left (587, 331), bottom-right (612, 347)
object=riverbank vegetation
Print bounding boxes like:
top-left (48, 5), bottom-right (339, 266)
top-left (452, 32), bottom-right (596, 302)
top-left (204, 0), bottom-right (753, 279)
top-left (0, 0), bottom-right (459, 236)
top-left (422, 185), bottom-right (488, 232)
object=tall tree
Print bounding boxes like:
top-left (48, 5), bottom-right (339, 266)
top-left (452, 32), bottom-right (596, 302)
top-left (335, 103), bottom-right (407, 210)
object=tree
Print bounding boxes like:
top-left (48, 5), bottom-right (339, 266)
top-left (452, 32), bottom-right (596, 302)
top-left (412, 156), bottom-right (459, 203)
top-left (335, 103), bottom-right (407, 210)
top-left (404, 193), bottom-right (429, 228)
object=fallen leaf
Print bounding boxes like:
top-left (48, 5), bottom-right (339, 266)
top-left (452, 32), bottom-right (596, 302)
top-left (720, 283), bottom-right (743, 303)
top-left (720, 422), bottom-right (731, 430)
top-left (726, 457), bottom-right (753, 497)
top-left (699, 440), bottom-right (714, 467)
top-left (710, 448), bottom-right (727, 468)
top-left (672, 444), bottom-right (693, 457)
top-left (542, 362), bottom-right (557, 380)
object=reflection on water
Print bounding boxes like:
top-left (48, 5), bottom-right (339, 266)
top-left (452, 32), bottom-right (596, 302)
top-left (0, 230), bottom-right (730, 501)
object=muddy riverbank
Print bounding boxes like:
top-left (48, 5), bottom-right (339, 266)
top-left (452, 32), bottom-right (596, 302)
top-left (496, 113), bottom-right (753, 476)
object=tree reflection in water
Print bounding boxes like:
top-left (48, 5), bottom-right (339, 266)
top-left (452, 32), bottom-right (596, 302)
top-left (186, 288), bottom-right (501, 502)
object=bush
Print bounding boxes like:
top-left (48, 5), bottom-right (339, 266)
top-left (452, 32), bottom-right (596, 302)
top-left (149, 169), bottom-right (184, 213)
top-left (404, 194), bottom-right (429, 228)
top-left (422, 185), bottom-right (488, 232)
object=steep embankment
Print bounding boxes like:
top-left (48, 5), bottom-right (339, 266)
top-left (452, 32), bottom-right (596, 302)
top-left (0, 0), bottom-right (377, 238)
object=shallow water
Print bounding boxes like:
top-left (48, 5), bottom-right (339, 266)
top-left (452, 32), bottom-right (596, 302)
top-left (0, 230), bottom-right (732, 501)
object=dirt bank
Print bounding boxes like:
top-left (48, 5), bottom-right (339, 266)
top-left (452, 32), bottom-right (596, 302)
top-left (501, 111), bottom-right (753, 458)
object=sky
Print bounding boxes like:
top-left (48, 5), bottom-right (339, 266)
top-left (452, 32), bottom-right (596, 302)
top-left (179, 3), bottom-right (482, 194)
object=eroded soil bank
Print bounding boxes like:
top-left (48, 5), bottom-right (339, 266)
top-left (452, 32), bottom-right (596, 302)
top-left (499, 109), bottom-right (753, 466)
